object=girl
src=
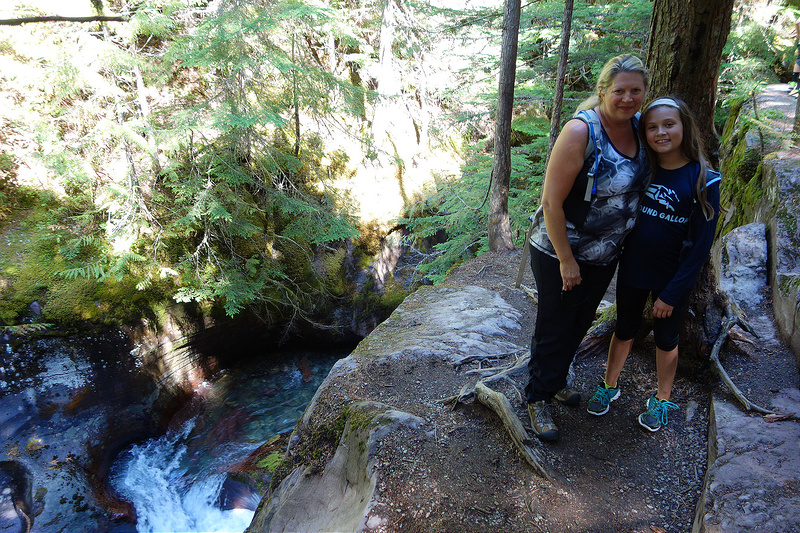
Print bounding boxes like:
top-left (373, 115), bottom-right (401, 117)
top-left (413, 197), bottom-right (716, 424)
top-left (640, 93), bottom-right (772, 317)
top-left (525, 54), bottom-right (651, 441)
top-left (586, 96), bottom-right (721, 432)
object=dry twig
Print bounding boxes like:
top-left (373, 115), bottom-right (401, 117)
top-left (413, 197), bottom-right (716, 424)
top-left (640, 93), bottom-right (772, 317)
top-left (710, 299), bottom-right (798, 420)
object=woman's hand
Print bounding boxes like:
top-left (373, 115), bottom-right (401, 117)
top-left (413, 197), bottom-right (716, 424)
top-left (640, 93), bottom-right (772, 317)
top-left (559, 257), bottom-right (582, 291)
top-left (653, 298), bottom-right (674, 319)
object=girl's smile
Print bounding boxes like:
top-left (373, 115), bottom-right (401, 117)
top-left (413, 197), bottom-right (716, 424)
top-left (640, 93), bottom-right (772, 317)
top-left (643, 107), bottom-right (689, 169)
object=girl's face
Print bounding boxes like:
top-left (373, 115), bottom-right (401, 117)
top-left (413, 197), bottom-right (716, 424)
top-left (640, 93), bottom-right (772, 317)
top-left (599, 72), bottom-right (646, 121)
top-left (644, 106), bottom-right (684, 159)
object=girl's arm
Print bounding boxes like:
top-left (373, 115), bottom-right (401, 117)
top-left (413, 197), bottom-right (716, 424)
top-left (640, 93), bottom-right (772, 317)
top-left (657, 178), bottom-right (722, 307)
top-left (541, 119), bottom-right (590, 290)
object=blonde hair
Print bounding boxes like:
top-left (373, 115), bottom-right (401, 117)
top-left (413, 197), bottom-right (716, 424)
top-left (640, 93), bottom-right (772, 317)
top-left (639, 96), bottom-right (716, 221)
top-left (576, 54), bottom-right (650, 113)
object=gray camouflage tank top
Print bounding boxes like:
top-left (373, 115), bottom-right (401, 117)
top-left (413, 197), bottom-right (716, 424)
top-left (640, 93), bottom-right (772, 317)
top-left (529, 109), bottom-right (650, 266)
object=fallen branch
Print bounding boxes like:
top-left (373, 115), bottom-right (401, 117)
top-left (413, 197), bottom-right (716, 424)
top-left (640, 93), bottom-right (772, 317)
top-left (710, 300), bottom-right (798, 420)
top-left (474, 382), bottom-right (552, 480)
top-left (440, 351), bottom-right (550, 480)
top-left (0, 15), bottom-right (130, 26)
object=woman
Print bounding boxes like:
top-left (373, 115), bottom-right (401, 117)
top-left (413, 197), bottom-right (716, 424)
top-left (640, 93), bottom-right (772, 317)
top-left (526, 54), bottom-right (651, 441)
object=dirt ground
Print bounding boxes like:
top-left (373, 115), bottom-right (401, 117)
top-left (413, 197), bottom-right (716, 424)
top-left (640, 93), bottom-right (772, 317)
top-left (345, 247), bottom-right (796, 533)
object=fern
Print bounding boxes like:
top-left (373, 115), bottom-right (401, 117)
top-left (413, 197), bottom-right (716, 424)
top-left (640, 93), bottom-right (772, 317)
top-left (55, 263), bottom-right (106, 281)
top-left (0, 323), bottom-right (53, 335)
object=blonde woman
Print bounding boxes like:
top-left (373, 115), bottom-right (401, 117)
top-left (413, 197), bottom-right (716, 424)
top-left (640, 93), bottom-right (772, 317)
top-left (526, 55), bottom-right (651, 441)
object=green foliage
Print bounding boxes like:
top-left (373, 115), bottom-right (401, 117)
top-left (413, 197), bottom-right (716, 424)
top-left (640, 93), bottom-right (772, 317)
top-left (400, 1), bottom-right (650, 282)
top-left (400, 129), bottom-right (545, 283)
top-left (0, 323), bottom-right (53, 335)
top-left (0, 152), bottom-right (17, 222)
top-left (723, 2), bottom-right (795, 80)
top-left (0, 0), bottom-right (788, 330)
top-left (718, 2), bottom-right (796, 118)
top-left (0, 0), bottom-right (369, 326)
top-left (0, 198), bottom-right (173, 326)
top-left (516, 1), bottom-right (650, 98)
top-left (256, 451), bottom-right (284, 473)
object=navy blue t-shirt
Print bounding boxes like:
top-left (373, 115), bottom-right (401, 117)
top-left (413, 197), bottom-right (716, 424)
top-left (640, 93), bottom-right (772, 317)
top-left (618, 161), bottom-right (721, 306)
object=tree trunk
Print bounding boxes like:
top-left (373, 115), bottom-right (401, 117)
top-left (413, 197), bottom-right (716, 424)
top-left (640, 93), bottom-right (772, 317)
top-left (646, 0), bottom-right (734, 164)
top-left (646, 0), bottom-right (735, 357)
top-left (546, 0), bottom-right (574, 166)
top-left (794, 89), bottom-right (800, 142)
top-left (488, 0), bottom-right (520, 253)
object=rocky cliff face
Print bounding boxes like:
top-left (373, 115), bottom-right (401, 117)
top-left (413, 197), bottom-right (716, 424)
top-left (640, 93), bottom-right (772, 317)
top-left (246, 283), bottom-right (535, 533)
top-left (717, 88), bottom-right (800, 360)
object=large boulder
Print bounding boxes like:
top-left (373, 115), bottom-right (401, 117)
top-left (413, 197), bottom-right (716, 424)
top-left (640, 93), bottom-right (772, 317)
top-left (245, 285), bottom-right (525, 532)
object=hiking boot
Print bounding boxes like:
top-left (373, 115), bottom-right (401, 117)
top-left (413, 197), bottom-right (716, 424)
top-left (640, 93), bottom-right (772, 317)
top-left (554, 387), bottom-right (581, 406)
top-left (638, 395), bottom-right (679, 432)
top-left (586, 382), bottom-right (620, 416)
top-left (528, 400), bottom-right (559, 441)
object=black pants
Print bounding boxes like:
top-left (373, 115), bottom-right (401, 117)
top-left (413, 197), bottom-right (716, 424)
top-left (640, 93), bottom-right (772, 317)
top-left (614, 281), bottom-right (691, 352)
top-left (525, 245), bottom-right (617, 403)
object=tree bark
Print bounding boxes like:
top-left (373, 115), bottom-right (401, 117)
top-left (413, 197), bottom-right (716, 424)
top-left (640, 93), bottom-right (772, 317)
top-left (488, 0), bottom-right (520, 253)
top-left (646, 0), bottom-right (734, 164)
top-left (546, 0), bottom-right (574, 166)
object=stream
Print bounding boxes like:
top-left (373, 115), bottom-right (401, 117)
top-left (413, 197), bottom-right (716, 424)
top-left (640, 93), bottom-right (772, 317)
top-left (0, 329), bottom-right (349, 533)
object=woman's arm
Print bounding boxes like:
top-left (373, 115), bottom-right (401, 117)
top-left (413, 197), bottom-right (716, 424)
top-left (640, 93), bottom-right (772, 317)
top-left (541, 118), bottom-right (590, 290)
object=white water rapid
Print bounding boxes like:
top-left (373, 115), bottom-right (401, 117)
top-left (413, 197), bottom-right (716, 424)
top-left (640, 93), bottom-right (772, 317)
top-left (112, 417), bottom-right (257, 533)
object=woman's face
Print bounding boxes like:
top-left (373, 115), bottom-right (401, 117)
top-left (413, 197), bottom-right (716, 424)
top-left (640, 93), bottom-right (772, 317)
top-left (599, 72), bottom-right (646, 121)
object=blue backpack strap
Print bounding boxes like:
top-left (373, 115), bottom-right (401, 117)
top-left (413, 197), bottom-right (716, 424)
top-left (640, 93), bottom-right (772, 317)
top-left (575, 109), bottom-right (601, 202)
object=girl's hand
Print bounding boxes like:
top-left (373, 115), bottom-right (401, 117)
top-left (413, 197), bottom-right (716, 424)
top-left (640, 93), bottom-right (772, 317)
top-left (653, 298), bottom-right (674, 319)
top-left (560, 257), bottom-right (582, 291)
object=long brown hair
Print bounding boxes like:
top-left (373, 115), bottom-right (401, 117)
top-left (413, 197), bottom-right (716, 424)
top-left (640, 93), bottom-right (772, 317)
top-left (639, 96), bottom-right (715, 221)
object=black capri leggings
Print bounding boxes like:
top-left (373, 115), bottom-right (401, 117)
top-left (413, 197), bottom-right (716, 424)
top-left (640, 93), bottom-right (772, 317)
top-left (614, 281), bottom-right (690, 352)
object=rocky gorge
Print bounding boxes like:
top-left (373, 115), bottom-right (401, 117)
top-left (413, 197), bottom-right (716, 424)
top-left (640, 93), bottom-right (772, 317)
top-left (0, 86), bottom-right (799, 533)
top-left (243, 85), bottom-right (800, 533)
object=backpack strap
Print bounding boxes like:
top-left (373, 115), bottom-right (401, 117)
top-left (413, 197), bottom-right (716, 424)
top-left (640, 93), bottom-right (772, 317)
top-left (574, 109), bottom-right (643, 202)
top-left (575, 109), bottom-right (601, 202)
top-left (681, 167), bottom-right (722, 254)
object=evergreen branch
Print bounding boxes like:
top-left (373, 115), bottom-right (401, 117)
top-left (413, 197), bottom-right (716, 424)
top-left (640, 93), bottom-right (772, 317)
top-left (0, 15), bottom-right (130, 26)
top-left (0, 323), bottom-right (53, 335)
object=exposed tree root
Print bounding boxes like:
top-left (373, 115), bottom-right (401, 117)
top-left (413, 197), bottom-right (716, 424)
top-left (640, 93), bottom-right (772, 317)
top-left (711, 299), bottom-right (799, 421)
top-left (455, 350), bottom-right (525, 371)
top-left (474, 382), bottom-right (552, 480)
top-left (442, 350), bottom-right (551, 480)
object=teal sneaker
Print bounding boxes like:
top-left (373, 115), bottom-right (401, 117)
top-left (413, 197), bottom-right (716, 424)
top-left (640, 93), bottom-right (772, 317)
top-left (587, 382), bottom-right (620, 416)
top-left (638, 395), bottom-right (679, 432)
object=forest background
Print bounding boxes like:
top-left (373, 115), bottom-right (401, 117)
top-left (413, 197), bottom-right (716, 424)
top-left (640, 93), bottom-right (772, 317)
top-left (0, 0), bottom-right (796, 337)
